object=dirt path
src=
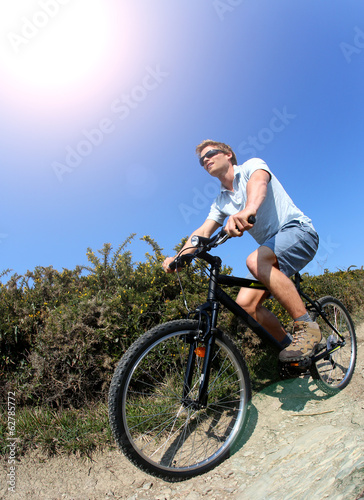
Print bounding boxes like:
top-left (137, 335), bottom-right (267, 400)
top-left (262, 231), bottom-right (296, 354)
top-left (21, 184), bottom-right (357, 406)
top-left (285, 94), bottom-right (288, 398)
top-left (2, 322), bottom-right (364, 500)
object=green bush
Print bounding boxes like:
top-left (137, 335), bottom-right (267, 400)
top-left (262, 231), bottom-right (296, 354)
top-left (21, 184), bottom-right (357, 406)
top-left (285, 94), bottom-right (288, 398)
top-left (1, 235), bottom-right (363, 409)
top-left (1, 236), bottom-right (209, 407)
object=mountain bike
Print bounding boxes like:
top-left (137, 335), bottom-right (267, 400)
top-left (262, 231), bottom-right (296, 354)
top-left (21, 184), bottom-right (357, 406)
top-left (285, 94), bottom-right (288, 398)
top-left (108, 225), bottom-right (357, 481)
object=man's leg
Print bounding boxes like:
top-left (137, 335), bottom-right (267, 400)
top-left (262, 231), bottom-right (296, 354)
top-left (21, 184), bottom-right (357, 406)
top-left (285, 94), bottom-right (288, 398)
top-left (245, 246), bottom-right (307, 320)
top-left (236, 287), bottom-right (287, 342)
top-left (243, 245), bottom-right (321, 361)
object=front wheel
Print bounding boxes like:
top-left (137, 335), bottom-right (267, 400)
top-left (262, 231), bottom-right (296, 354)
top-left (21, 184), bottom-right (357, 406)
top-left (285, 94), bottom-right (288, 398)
top-left (108, 319), bottom-right (251, 481)
top-left (310, 296), bottom-right (357, 394)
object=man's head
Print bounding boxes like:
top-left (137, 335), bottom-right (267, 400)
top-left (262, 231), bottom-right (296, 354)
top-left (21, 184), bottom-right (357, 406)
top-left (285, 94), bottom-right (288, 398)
top-left (195, 140), bottom-right (237, 168)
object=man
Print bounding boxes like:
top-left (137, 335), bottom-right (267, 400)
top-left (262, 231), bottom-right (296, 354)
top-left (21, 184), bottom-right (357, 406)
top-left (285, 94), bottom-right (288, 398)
top-left (162, 140), bottom-right (321, 362)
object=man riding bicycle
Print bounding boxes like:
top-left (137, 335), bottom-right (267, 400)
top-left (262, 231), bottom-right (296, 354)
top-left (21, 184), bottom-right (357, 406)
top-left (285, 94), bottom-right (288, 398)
top-left (162, 140), bottom-right (321, 362)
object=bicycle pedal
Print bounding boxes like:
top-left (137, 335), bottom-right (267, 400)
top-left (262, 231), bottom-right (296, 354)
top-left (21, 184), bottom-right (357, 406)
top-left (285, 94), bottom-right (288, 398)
top-left (288, 358), bottom-right (312, 369)
top-left (279, 362), bottom-right (305, 379)
top-left (279, 358), bottom-right (312, 379)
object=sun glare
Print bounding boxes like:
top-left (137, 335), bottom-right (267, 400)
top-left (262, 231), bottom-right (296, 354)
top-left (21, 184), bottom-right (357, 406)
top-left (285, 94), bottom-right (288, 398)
top-left (0, 1), bottom-right (114, 91)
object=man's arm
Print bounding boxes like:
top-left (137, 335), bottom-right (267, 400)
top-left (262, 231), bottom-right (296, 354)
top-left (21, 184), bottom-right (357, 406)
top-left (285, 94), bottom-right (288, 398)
top-left (162, 218), bottom-right (221, 273)
top-left (225, 169), bottom-right (270, 237)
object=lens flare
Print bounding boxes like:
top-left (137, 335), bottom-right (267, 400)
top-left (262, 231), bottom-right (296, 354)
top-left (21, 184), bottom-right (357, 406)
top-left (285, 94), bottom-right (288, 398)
top-left (1, 1), bottom-right (114, 88)
top-left (0, 0), bottom-right (144, 133)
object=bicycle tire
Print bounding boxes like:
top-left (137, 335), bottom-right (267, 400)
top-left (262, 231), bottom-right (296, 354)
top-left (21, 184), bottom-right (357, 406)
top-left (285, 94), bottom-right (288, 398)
top-left (108, 319), bottom-right (251, 481)
top-left (310, 296), bottom-right (357, 394)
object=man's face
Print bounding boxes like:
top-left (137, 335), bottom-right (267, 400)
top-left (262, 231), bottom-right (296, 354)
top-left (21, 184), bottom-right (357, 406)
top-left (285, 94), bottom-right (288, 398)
top-left (199, 146), bottom-right (232, 177)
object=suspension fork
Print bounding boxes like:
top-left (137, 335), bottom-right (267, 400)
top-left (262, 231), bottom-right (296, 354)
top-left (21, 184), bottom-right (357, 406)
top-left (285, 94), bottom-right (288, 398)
top-left (197, 260), bottom-right (221, 407)
top-left (183, 259), bottom-right (221, 408)
top-left (198, 302), bottom-right (219, 407)
top-left (182, 339), bottom-right (198, 401)
top-left (182, 301), bottom-right (220, 408)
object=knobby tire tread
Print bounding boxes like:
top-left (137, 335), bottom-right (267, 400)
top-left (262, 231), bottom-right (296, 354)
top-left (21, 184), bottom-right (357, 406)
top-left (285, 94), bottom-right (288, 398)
top-left (310, 296), bottom-right (357, 395)
top-left (108, 319), bottom-right (251, 481)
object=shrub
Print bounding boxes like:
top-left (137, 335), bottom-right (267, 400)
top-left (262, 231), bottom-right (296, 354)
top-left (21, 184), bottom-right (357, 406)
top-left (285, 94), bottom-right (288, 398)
top-left (1, 235), bottom-right (363, 409)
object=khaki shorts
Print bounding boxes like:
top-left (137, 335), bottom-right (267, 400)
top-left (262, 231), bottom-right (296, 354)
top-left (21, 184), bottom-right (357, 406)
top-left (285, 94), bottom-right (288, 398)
top-left (247, 220), bottom-right (319, 279)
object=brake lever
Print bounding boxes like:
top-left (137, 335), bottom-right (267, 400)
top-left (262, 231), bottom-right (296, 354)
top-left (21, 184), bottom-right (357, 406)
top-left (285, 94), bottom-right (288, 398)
top-left (213, 215), bottom-right (256, 247)
top-left (214, 230), bottom-right (230, 246)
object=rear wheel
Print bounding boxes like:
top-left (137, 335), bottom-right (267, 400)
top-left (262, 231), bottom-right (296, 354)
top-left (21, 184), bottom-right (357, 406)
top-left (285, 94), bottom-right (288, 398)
top-left (310, 296), bottom-right (357, 394)
top-left (108, 319), bottom-right (251, 480)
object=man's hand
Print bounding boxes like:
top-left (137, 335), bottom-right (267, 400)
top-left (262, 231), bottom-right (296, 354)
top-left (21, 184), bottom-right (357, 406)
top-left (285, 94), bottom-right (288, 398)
top-left (225, 210), bottom-right (256, 237)
top-left (162, 219), bottom-right (221, 273)
top-left (162, 256), bottom-right (177, 273)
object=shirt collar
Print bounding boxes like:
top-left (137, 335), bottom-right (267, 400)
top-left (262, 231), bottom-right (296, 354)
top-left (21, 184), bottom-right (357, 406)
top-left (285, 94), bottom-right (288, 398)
top-left (220, 165), bottom-right (240, 192)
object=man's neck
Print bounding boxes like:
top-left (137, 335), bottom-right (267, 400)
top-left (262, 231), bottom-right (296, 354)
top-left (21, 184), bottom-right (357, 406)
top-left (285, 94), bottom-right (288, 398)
top-left (218, 164), bottom-right (235, 191)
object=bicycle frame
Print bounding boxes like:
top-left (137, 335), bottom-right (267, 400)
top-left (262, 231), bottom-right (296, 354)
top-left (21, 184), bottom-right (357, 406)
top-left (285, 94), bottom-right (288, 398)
top-left (294, 273), bottom-right (345, 342)
top-left (193, 252), bottom-right (291, 347)
top-left (182, 250), bottom-right (346, 407)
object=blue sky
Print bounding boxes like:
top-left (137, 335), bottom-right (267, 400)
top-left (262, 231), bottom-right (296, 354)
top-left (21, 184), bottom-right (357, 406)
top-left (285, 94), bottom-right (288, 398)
top-left (1, 0), bottom-right (363, 282)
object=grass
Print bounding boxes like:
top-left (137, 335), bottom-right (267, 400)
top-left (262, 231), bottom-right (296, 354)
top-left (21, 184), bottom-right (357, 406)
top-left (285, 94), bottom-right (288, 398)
top-left (1, 311), bottom-right (362, 460)
top-left (0, 402), bottom-right (115, 458)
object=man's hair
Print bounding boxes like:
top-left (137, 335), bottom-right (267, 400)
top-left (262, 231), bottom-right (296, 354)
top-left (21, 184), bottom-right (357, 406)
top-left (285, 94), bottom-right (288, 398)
top-left (195, 140), bottom-right (237, 166)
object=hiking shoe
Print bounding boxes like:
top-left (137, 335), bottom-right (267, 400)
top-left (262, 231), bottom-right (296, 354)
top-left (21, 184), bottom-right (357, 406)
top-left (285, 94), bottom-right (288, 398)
top-left (279, 321), bottom-right (322, 362)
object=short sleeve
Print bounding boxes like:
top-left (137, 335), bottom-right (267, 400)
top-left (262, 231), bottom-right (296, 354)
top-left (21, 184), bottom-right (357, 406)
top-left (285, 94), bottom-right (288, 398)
top-left (207, 198), bottom-right (226, 225)
top-left (243, 158), bottom-right (272, 181)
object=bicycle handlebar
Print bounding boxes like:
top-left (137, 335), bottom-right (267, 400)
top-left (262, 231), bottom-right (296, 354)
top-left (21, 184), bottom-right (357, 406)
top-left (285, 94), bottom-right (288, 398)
top-left (169, 215), bottom-right (256, 270)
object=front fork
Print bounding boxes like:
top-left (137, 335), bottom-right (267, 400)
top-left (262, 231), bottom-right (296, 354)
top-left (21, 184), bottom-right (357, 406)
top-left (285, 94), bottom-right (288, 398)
top-left (182, 302), bottom-right (219, 408)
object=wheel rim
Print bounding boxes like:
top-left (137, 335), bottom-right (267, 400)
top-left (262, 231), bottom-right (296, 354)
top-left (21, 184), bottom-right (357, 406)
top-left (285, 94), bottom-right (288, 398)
top-left (121, 329), bottom-right (248, 472)
top-left (315, 301), bottom-right (356, 389)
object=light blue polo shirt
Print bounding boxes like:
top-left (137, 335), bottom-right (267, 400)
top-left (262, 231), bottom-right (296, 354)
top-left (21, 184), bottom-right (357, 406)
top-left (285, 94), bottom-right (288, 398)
top-left (207, 158), bottom-right (314, 245)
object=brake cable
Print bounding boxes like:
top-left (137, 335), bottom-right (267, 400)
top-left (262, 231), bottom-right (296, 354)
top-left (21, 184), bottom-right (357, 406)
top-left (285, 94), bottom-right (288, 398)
top-left (173, 230), bottom-right (231, 314)
top-left (176, 266), bottom-right (191, 313)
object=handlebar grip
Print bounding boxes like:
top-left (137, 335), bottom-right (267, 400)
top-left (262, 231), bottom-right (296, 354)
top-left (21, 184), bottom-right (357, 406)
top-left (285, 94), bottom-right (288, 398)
top-left (168, 254), bottom-right (194, 270)
top-left (220, 215), bottom-right (256, 242)
top-left (232, 215), bottom-right (256, 231)
top-left (168, 260), bottom-right (178, 271)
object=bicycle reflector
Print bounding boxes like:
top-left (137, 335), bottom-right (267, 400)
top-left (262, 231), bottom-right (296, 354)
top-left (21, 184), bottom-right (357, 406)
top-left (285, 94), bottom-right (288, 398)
top-left (194, 347), bottom-right (206, 358)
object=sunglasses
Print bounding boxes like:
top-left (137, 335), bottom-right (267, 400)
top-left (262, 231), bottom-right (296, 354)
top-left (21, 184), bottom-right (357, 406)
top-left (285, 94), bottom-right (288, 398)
top-left (199, 149), bottom-right (225, 166)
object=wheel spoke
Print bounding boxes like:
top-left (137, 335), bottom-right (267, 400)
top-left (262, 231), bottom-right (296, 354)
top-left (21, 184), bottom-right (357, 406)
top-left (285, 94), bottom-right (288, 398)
top-left (109, 321), bottom-right (250, 477)
top-left (312, 298), bottom-right (356, 393)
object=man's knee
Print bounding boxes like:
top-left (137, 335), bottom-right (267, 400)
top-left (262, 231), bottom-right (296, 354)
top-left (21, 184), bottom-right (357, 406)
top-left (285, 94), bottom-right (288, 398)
top-left (236, 293), bottom-right (254, 314)
top-left (246, 251), bottom-right (258, 278)
top-left (236, 289), bottom-right (268, 316)
top-left (246, 247), bottom-right (278, 280)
